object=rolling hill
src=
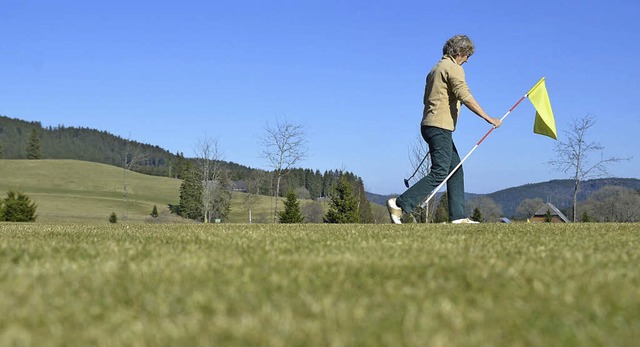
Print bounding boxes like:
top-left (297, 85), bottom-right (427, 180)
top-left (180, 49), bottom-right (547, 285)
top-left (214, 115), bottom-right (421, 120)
top-left (0, 159), bottom-right (290, 223)
top-left (0, 159), bottom-right (383, 224)
top-left (0, 159), bottom-right (182, 223)
top-left (0, 115), bottom-right (368, 202)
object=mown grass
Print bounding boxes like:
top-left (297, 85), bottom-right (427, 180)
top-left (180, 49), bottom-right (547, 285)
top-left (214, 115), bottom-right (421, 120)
top-left (1, 223), bottom-right (639, 346)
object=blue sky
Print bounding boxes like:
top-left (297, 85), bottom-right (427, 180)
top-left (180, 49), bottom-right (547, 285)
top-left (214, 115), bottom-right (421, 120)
top-left (1, 0), bottom-right (638, 195)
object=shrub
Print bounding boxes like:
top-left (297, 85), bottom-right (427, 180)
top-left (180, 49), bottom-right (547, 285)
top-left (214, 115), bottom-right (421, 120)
top-left (151, 205), bottom-right (159, 218)
top-left (1, 191), bottom-right (37, 222)
top-left (471, 207), bottom-right (483, 222)
top-left (109, 212), bottom-right (118, 223)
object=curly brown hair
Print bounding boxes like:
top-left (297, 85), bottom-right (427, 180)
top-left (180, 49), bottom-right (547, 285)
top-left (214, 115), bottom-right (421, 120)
top-left (442, 35), bottom-right (475, 58)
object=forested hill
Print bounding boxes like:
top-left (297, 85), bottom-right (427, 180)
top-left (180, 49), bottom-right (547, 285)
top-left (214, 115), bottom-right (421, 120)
top-left (0, 115), bottom-right (176, 176)
top-left (0, 115), bottom-right (365, 199)
top-left (0, 115), bottom-right (286, 177)
top-left (487, 178), bottom-right (640, 217)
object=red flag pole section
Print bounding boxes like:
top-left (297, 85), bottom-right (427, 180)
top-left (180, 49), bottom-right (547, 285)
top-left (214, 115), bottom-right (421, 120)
top-left (420, 93), bottom-right (529, 208)
top-left (476, 94), bottom-right (527, 146)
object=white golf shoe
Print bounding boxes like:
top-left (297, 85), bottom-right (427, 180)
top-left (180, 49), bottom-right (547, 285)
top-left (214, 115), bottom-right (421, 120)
top-left (451, 218), bottom-right (480, 224)
top-left (386, 198), bottom-right (403, 224)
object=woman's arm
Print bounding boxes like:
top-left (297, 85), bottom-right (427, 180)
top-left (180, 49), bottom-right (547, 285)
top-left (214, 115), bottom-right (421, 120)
top-left (464, 96), bottom-right (502, 128)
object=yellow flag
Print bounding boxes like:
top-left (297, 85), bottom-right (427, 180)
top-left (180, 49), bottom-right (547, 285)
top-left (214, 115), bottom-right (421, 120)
top-left (527, 77), bottom-right (557, 140)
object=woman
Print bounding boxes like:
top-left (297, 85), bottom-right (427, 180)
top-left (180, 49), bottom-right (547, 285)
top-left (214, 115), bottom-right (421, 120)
top-left (387, 35), bottom-right (502, 224)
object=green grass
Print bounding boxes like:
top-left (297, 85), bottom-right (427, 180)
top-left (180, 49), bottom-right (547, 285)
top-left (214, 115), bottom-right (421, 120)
top-left (0, 159), bottom-right (182, 223)
top-left (0, 159), bottom-right (331, 224)
top-left (1, 223), bottom-right (639, 346)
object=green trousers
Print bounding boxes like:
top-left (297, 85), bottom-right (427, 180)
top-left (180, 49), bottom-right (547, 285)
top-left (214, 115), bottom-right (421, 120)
top-left (396, 126), bottom-right (465, 221)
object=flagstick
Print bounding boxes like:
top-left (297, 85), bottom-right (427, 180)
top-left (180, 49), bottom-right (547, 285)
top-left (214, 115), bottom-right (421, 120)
top-left (419, 93), bottom-right (529, 208)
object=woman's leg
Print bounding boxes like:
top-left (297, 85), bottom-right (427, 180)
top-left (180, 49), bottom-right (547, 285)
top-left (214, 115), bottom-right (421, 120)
top-left (396, 127), bottom-right (453, 214)
top-left (446, 141), bottom-right (465, 221)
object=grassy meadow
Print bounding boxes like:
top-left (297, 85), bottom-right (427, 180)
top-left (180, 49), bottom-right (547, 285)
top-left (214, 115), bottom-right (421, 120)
top-left (2, 222), bottom-right (639, 346)
top-left (0, 159), bottom-right (342, 224)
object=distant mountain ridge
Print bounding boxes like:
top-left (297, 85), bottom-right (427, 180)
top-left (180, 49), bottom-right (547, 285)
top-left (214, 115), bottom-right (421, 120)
top-left (366, 178), bottom-right (640, 218)
top-left (486, 178), bottom-right (640, 216)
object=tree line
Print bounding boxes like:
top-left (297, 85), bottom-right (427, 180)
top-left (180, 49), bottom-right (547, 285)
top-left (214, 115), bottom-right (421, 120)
top-left (171, 162), bottom-right (375, 223)
top-left (0, 116), bottom-right (172, 175)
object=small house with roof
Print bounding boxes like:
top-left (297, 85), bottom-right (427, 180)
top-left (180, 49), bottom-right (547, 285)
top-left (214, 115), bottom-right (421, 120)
top-left (531, 202), bottom-right (570, 223)
top-left (231, 180), bottom-right (248, 193)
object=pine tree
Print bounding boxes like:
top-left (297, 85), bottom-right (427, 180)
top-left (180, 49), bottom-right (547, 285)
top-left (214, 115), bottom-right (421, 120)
top-left (170, 151), bottom-right (188, 179)
top-left (151, 205), bottom-right (159, 218)
top-left (581, 210), bottom-right (591, 223)
top-left (322, 170), bottom-right (338, 198)
top-left (305, 169), bottom-right (323, 199)
top-left (177, 163), bottom-right (204, 221)
top-left (1, 191), bottom-right (37, 222)
top-left (544, 209), bottom-right (553, 223)
top-left (109, 212), bottom-right (118, 223)
top-left (278, 190), bottom-right (304, 223)
top-left (434, 193), bottom-right (449, 223)
top-left (358, 193), bottom-right (374, 223)
top-left (353, 177), bottom-right (375, 223)
top-left (471, 207), bottom-right (483, 222)
top-left (26, 128), bottom-right (42, 159)
top-left (324, 175), bottom-right (359, 223)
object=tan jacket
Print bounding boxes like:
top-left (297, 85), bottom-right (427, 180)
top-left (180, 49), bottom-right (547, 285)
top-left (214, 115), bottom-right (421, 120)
top-left (421, 55), bottom-right (473, 131)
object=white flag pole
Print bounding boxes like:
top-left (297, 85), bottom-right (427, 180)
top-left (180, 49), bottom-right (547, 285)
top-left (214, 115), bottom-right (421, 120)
top-left (419, 93), bottom-right (529, 208)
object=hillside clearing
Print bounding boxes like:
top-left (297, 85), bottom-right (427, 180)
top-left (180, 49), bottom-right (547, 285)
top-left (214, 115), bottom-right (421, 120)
top-left (0, 160), bottom-right (357, 223)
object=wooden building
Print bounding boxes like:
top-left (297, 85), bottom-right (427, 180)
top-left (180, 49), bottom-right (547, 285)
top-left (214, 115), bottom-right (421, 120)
top-left (530, 202), bottom-right (570, 223)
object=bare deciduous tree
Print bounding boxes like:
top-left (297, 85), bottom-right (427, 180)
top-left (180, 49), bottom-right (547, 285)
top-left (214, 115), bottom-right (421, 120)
top-left (243, 177), bottom-right (261, 223)
top-left (123, 140), bottom-right (150, 171)
top-left (194, 136), bottom-right (224, 223)
top-left (515, 198), bottom-right (545, 220)
top-left (409, 131), bottom-right (431, 186)
top-left (549, 115), bottom-right (630, 222)
top-left (261, 119), bottom-right (307, 222)
top-left (122, 139), bottom-right (150, 222)
top-left (301, 200), bottom-right (324, 223)
top-left (581, 186), bottom-right (640, 222)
